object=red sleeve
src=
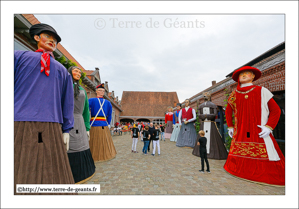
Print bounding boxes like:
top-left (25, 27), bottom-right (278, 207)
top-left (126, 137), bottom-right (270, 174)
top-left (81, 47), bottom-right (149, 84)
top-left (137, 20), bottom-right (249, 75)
top-left (265, 98), bottom-right (281, 130)
top-left (225, 103), bottom-right (234, 128)
top-left (165, 114), bottom-right (168, 123)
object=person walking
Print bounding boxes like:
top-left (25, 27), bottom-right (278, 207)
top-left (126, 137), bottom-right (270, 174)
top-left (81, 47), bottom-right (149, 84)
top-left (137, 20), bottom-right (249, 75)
top-left (160, 124), bottom-right (165, 141)
top-left (131, 124), bottom-right (139, 153)
top-left (118, 126), bottom-right (122, 135)
top-left (148, 122), bottom-right (155, 152)
top-left (197, 130), bottom-right (210, 173)
top-left (151, 125), bottom-right (161, 156)
top-left (142, 126), bottom-right (151, 155)
top-left (138, 123), bottom-right (142, 140)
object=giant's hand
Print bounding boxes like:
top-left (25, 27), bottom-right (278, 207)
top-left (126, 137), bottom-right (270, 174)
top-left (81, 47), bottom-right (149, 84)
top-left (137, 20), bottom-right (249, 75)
top-left (184, 121), bottom-right (189, 125)
top-left (228, 128), bottom-right (234, 138)
top-left (63, 133), bottom-right (70, 151)
top-left (108, 125), bottom-right (111, 129)
top-left (87, 131), bottom-right (90, 141)
top-left (257, 125), bottom-right (271, 138)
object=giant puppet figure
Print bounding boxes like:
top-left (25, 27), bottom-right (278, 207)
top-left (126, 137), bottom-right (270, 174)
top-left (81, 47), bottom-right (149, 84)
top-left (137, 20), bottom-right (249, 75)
top-left (224, 66), bottom-right (285, 186)
top-left (88, 83), bottom-right (117, 162)
top-left (164, 107), bottom-right (175, 139)
top-left (67, 66), bottom-right (95, 184)
top-left (14, 23), bottom-right (75, 193)
top-left (170, 103), bottom-right (182, 142)
top-left (176, 99), bottom-right (197, 148)
top-left (192, 92), bottom-right (228, 159)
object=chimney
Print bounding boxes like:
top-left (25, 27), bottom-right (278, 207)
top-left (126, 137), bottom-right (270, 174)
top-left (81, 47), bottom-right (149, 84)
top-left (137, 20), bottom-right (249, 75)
top-left (173, 102), bottom-right (177, 107)
top-left (212, 80), bottom-right (216, 86)
top-left (95, 67), bottom-right (100, 71)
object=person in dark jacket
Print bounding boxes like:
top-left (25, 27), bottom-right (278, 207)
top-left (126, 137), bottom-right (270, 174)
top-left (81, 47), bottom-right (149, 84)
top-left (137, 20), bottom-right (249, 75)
top-left (142, 126), bottom-right (151, 155)
top-left (160, 124), bottom-right (165, 141)
top-left (131, 124), bottom-right (139, 153)
top-left (198, 130), bottom-right (210, 173)
top-left (148, 122), bottom-right (155, 152)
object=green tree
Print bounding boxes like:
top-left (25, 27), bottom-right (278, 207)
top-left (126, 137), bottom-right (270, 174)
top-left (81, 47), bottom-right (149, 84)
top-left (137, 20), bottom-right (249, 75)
top-left (56, 55), bottom-right (77, 69)
top-left (195, 100), bottom-right (200, 133)
top-left (79, 72), bottom-right (86, 85)
top-left (195, 110), bottom-right (201, 133)
top-left (224, 88), bottom-right (234, 151)
top-left (56, 55), bottom-right (85, 85)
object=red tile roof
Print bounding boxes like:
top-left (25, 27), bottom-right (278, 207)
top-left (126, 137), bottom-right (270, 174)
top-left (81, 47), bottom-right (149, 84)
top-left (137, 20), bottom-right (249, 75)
top-left (85, 70), bottom-right (95, 76)
top-left (120, 91), bottom-right (179, 117)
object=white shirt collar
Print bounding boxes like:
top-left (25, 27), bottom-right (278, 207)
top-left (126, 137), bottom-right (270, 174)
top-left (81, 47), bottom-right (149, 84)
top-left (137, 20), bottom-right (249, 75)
top-left (240, 83), bottom-right (253, 88)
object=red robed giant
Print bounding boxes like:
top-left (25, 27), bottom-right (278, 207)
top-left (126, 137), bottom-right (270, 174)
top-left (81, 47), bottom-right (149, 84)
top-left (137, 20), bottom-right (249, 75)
top-left (224, 66), bottom-right (285, 186)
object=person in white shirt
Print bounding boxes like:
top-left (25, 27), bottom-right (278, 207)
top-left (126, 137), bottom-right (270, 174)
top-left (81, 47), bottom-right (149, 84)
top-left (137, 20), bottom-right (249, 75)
top-left (117, 126), bottom-right (122, 135)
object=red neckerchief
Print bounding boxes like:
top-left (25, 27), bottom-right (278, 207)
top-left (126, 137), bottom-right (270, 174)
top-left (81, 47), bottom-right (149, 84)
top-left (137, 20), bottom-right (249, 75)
top-left (35, 49), bottom-right (54, 76)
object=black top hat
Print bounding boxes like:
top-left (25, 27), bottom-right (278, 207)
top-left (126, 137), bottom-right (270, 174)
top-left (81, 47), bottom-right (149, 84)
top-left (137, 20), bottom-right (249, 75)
top-left (29, 23), bottom-right (61, 43)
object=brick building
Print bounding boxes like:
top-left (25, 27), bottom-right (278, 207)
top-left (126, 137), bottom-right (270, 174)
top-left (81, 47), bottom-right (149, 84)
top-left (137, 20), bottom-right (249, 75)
top-left (14, 14), bottom-right (123, 127)
top-left (187, 42), bottom-right (285, 154)
top-left (120, 91), bottom-right (179, 124)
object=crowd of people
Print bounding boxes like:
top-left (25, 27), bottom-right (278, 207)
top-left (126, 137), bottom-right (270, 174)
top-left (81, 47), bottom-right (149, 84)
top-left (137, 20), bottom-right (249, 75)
top-left (129, 122), bottom-right (165, 155)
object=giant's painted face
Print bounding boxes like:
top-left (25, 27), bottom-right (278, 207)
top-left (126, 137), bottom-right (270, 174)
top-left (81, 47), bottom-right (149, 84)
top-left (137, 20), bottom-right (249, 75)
top-left (34, 32), bottom-right (57, 52)
top-left (185, 99), bottom-right (190, 107)
top-left (203, 92), bottom-right (211, 101)
top-left (96, 88), bottom-right (105, 98)
top-left (72, 68), bottom-right (82, 81)
top-left (239, 70), bottom-right (255, 84)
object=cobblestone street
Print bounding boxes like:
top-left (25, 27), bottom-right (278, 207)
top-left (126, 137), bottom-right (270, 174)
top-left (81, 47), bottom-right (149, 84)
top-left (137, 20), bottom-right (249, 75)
top-left (83, 133), bottom-right (285, 195)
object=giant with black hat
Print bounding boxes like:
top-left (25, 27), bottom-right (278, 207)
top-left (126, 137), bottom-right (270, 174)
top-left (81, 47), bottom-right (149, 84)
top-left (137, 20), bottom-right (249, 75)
top-left (14, 22), bottom-right (75, 194)
top-left (29, 23), bottom-right (61, 43)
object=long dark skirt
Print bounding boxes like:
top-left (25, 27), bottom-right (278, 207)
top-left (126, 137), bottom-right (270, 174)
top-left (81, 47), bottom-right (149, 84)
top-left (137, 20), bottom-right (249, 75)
top-left (89, 126), bottom-right (117, 162)
top-left (192, 122), bottom-right (228, 159)
top-left (176, 122), bottom-right (197, 148)
top-left (164, 121), bottom-right (173, 138)
top-left (14, 121), bottom-right (75, 195)
top-left (67, 148), bottom-right (95, 184)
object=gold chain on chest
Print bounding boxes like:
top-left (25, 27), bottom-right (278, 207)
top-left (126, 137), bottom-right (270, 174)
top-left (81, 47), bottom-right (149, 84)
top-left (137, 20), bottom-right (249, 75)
top-left (235, 87), bottom-right (256, 94)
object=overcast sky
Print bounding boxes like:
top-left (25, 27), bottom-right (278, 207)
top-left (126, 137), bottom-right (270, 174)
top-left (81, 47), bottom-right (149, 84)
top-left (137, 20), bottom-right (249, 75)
top-left (2, 1), bottom-right (298, 208)
top-left (34, 14), bottom-right (284, 102)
